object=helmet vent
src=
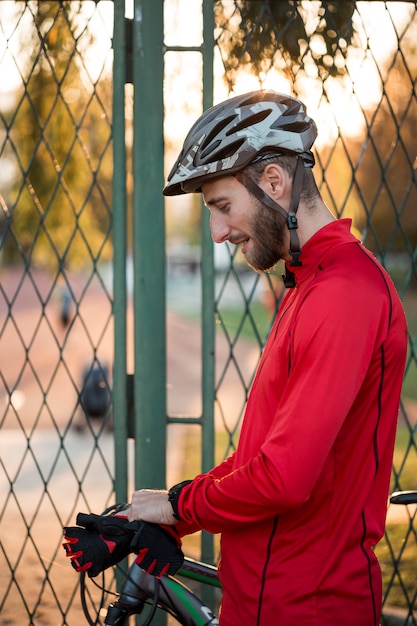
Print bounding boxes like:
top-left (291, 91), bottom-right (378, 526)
top-left (227, 109), bottom-right (271, 135)
top-left (276, 121), bottom-right (310, 133)
top-left (200, 114), bottom-right (236, 157)
top-left (200, 139), bottom-right (222, 160)
top-left (200, 138), bottom-right (245, 163)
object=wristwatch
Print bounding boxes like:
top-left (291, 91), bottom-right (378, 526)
top-left (167, 480), bottom-right (192, 520)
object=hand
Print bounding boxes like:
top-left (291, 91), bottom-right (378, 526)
top-left (128, 489), bottom-right (177, 526)
top-left (63, 508), bottom-right (183, 579)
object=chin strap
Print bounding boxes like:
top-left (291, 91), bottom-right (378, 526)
top-left (235, 158), bottom-right (305, 288)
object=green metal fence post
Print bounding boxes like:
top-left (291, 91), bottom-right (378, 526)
top-left (132, 0), bottom-right (166, 491)
top-left (201, 0), bottom-right (215, 573)
top-left (112, 0), bottom-right (129, 508)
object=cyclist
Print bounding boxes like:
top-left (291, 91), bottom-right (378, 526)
top-left (128, 91), bottom-right (408, 626)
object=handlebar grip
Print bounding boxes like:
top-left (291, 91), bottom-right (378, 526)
top-left (390, 491), bottom-right (417, 505)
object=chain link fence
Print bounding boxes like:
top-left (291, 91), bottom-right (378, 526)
top-left (0, 1), bottom-right (116, 623)
top-left (214, 3), bottom-right (417, 624)
top-left (0, 1), bottom-right (416, 624)
top-left (212, 5), bottom-right (417, 624)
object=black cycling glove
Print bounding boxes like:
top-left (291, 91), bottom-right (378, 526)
top-left (63, 506), bottom-right (184, 579)
top-left (63, 507), bottom-right (139, 577)
top-left (131, 521), bottom-right (184, 578)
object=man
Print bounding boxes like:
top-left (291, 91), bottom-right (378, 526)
top-left (128, 91), bottom-right (408, 625)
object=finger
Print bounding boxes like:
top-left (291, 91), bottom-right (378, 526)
top-left (157, 562), bottom-right (171, 579)
top-left (135, 547), bottom-right (149, 564)
top-left (73, 558), bottom-right (92, 573)
top-left (66, 547), bottom-right (83, 560)
top-left (62, 536), bottom-right (78, 546)
top-left (145, 559), bottom-right (157, 575)
top-left (76, 512), bottom-right (98, 529)
top-left (127, 506), bottom-right (140, 522)
top-left (62, 538), bottom-right (80, 556)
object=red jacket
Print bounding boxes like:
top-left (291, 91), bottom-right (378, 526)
top-left (177, 220), bottom-right (407, 626)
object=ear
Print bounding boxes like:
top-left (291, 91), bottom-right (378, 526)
top-left (259, 163), bottom-right (287, 198)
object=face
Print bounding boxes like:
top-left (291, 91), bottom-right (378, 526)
top-left (202, 176), bottom-right (288, 273)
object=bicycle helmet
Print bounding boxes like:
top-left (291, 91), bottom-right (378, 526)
top-left (163, 90), bottom-right (317, 196)
top-left (163, 90), bottom-right (318, 287)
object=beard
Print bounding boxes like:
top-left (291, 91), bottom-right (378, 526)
top-left (244, 198), bottom-right (287, 273)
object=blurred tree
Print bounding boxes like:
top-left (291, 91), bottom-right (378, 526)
top-left (214, 0), bottom-right (356, 86)
top-left (308, 80), bottom-right (417, 261)
top-left (353, 58), bottom-right (417, 257)
top-left (2, 1), bottom-right (113, 270)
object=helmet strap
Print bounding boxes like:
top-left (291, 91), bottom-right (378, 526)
top-left (235, 157), bottom-right (305, 287)
top-left (286, 157), bottom-right (305, 267)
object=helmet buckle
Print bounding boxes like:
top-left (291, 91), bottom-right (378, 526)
top-left (286, 214), bottom-right (298, 230)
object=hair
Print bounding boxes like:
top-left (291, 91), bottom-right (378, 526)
top-left (244, 155), bottom-right (320, 209)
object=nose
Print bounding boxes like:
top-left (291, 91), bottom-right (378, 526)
top-left (210, 212), bottom-right (230, 244)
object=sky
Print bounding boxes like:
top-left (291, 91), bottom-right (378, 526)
top-left (1, 1), bottom-right (415, 151)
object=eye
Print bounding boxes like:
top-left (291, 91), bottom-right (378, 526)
top-left (217, 204), bottom-right (230, 214)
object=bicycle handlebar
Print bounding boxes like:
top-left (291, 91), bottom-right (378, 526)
top-left (105, 562), bottom-right (153, 625)
top-left (390, 490), bottom-right (417, 505)
top-left (104, 557), bottom-right (220, 625)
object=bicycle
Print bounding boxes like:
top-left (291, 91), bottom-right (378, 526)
top-left (77, 490), bottom-right (417, 626)
top-left (80, 553), bottom-right (221, 625)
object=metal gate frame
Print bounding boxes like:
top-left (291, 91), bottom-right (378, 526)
top-left (1, 1), bottom-right (416, 624)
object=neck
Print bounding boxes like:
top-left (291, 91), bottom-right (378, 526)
top-left (296, 199), bottom-right (335, 249)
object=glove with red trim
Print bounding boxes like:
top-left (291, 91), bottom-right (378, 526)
top-left (131, 522), bottom-right (184, 578)
top-left (63, 506), bottom-right (184, 579)
top-left (63, 506), bottom-right (140, 578)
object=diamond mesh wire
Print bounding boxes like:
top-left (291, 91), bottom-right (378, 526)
top-left (0, 1), bottom-right (116, 624)
top-left (212, 2), bottom-right (417, 622)
top-left (0, 1), bottom-right (416, 624)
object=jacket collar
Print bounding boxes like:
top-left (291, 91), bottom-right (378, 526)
top-left (284, 218), bottom-right (358, 287)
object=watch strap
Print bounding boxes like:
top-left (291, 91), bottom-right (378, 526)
top-left (168, 480), bottom-right (192, 520)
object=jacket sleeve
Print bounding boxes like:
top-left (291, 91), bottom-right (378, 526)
top-left (176, 274), bottom-right (400, 533)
